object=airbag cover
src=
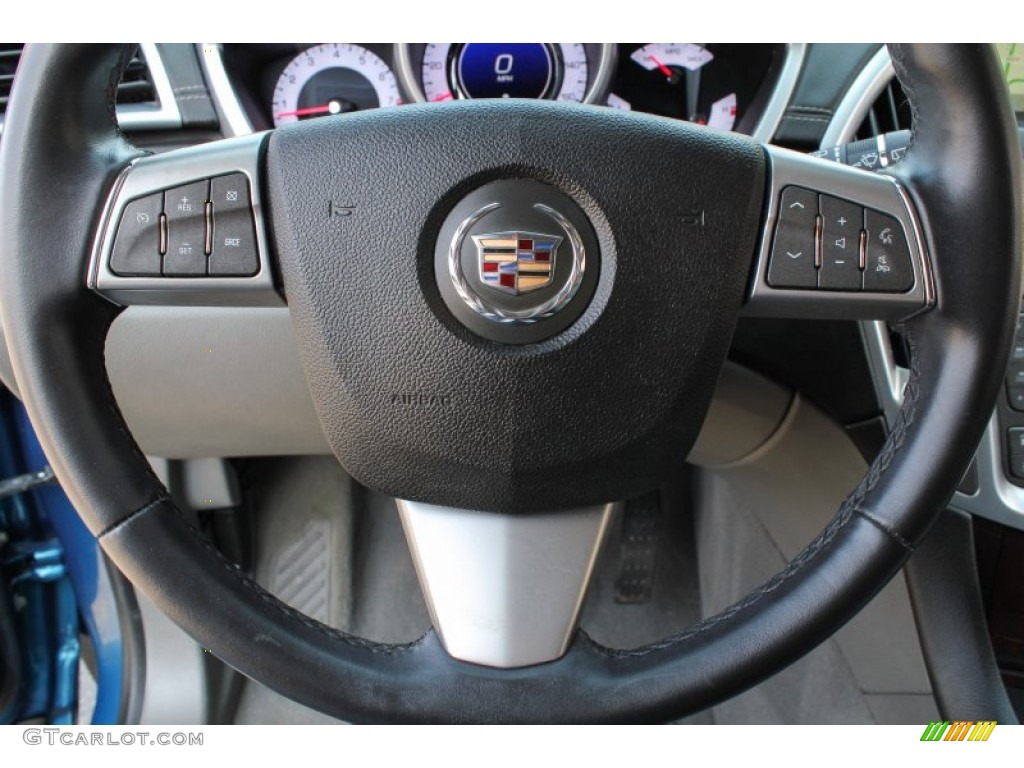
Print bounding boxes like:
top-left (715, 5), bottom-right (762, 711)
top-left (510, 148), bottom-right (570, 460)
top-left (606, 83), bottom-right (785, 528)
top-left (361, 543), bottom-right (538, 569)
top-left (265, 101), bottom-right (765, 512)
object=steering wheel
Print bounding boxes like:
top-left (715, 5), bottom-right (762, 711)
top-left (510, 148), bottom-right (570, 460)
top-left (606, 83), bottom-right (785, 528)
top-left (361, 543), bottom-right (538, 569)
top-left (0, 44), bottom-right (1020, 723)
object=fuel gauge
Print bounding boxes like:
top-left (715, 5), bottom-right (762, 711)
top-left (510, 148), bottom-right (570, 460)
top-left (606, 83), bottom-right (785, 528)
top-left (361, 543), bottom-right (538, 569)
top-left (630, 43), bottom-right (715, 124)
top-left (610, 43), bottom-right (755, 132)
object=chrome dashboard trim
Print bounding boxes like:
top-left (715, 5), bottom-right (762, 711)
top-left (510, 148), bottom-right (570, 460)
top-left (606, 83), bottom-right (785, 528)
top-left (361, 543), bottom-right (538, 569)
top-left (859, 315), bottom-right (909, 428)
top-left (960, 416), bottom-right (1024, 528)
top-left (586, 43), bottom-right (617, 105)
top-left (752, 43), bottom-right (807, 144)
top-left (394, 44), bottom-right (426, 104)
top-left (198, 43), bottom-right (255, 137)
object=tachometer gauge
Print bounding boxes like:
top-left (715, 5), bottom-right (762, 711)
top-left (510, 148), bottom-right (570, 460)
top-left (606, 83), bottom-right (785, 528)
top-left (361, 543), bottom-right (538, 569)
top-left (272, 44), bottom-right (401, 126)
top-left (420, 44), bottom-right (590, 103)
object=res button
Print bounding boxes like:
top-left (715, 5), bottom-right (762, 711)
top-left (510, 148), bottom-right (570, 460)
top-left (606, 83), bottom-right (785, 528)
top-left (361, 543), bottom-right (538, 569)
top-left (164, 180), bottom-right (209, 276)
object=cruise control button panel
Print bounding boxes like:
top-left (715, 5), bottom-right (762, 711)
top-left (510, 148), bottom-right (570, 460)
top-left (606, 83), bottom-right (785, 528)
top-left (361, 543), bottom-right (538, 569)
top-left (107, 173), bottom-right (260, 279)
top-left (92, 133), bottom-right (278, 306)
top-left (766, 186), bottom-right (915, 293)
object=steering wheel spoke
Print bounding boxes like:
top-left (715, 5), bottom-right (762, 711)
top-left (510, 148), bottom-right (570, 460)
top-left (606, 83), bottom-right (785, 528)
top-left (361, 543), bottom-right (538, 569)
top-left (89, 132), bottom-right (279, 307)
top-left (743, 145), bottom-right (934, 321)
top-left (398, 500), bottom-right (615, 668)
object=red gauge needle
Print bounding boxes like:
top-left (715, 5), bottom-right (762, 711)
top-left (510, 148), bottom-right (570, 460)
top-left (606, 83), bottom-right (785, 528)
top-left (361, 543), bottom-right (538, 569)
top-left (431, 91), bottom-right (454, 102)
top-left (648, 55), bottom-right (674, 78)
top-left (275, 103), bottom-right (340, 119)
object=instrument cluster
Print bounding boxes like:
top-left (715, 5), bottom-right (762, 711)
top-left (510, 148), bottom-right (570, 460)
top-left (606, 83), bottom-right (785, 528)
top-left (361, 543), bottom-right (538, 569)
top-left (220, 43), bottom-right (785, 136)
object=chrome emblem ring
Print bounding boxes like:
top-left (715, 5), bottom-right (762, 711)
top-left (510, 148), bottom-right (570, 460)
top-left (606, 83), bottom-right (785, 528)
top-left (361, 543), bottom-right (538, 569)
top-left (448, 202), bottom-right (587, 325)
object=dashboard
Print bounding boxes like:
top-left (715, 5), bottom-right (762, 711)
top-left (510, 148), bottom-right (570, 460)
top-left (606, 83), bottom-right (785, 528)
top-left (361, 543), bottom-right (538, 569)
top-left (218, 43), bottom-right (787, 136)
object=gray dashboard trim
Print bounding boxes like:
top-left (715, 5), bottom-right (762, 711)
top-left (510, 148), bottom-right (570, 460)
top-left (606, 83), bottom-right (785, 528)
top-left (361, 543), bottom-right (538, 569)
top-left (102, 303), bottom-right (800, 466)
top-left (105, 307), bottom-right (329, 459)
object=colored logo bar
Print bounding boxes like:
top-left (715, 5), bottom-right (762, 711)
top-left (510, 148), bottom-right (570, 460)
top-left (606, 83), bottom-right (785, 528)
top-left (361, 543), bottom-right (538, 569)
top-left (920, 721), bottom-right (997, 742)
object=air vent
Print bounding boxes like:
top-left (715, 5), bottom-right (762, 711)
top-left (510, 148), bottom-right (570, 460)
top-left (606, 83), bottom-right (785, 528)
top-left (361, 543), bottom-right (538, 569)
top-left (0, 44), bottom-right (158, 117)
top-left (117, 45), bottom-right (157, 105)
top-left (0, 43), bottom-right (23, 115)
top-left (853, 78), bottom-right (911, 141)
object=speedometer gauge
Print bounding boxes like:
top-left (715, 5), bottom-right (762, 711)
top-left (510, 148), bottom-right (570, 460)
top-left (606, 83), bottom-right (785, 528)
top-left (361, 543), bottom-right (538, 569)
top-left (420, 44), bottom-right (590, 103)
top-left (272, 44), bottom-right (401, 126)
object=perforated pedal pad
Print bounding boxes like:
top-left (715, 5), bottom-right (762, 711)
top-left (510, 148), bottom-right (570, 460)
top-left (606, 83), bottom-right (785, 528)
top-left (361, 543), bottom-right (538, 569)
top-left (613, 492), bottom-right (662, 604)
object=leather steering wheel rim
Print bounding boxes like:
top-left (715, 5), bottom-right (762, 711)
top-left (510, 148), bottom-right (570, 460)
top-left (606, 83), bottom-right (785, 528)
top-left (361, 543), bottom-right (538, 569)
top-left (0, 44), bottom-right (1020, 723)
